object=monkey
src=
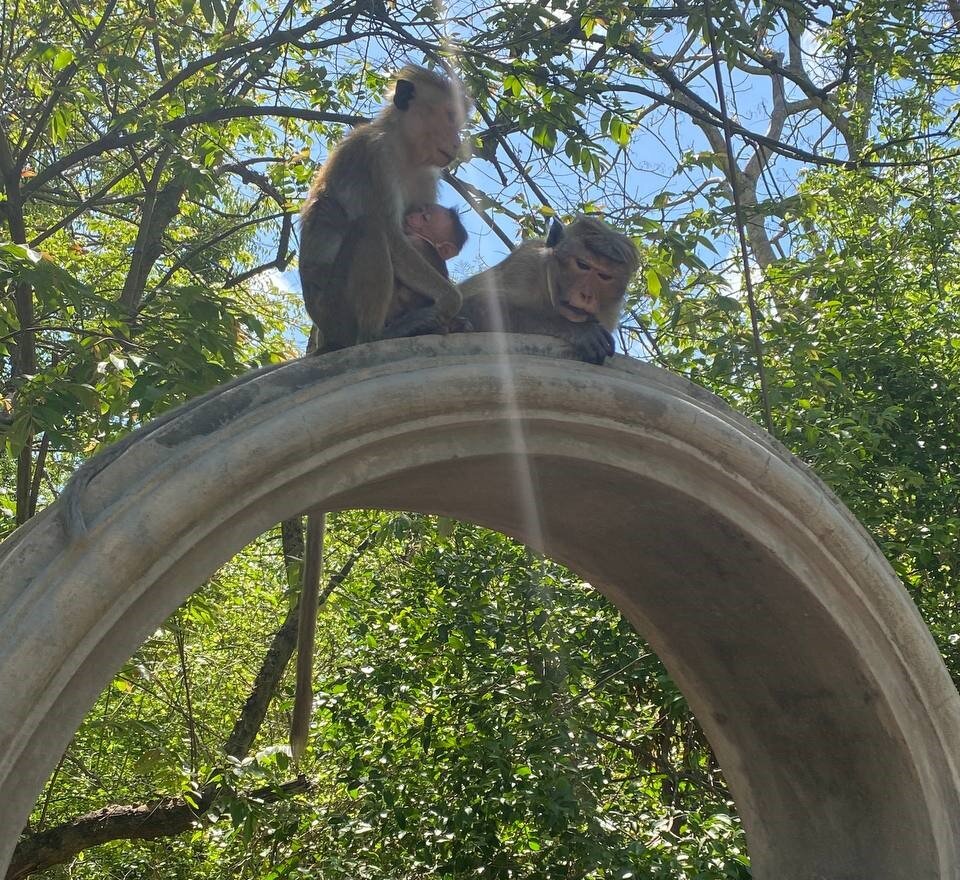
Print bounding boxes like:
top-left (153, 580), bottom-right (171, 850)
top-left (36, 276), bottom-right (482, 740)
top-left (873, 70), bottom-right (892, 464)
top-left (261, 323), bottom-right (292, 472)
top-left (385, 203), bottom-right (469, 332)
top-left (458, 215), bottom-right (639, 365)
top-left (292, 66), bottom-right (470, 760)
top-left (298, 64), bottom-right (470, 353)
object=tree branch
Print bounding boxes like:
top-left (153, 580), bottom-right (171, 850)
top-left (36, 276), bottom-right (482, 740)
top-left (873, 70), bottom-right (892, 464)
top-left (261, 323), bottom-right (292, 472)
top-left (137, 11), bottom-right (343, 112)
top-left (222, 211), bottom-right (293, 290)
top-left (152, 210), bottom-right (287, 295)
top-left (5, 793), bottom-right (216, 880)
top-left (24, 107), bottom-right (363, 197)
top-left (4, 779), bottom-right (310, 880)
top-left (119, 149), bottom-right (187, 313)
top-left (15, 0), bottom-right (120, 163)
top-left (442, 171), bottom-right (515, 251)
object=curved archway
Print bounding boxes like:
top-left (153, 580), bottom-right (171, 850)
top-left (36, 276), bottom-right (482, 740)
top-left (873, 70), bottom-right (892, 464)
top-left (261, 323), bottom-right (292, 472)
top-left (2, 334), bottom-right (959, 878)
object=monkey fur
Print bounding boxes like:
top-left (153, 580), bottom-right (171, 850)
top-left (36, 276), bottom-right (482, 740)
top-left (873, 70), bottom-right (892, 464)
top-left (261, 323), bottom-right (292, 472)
top-left (459, 215), bottom-right (639, 364)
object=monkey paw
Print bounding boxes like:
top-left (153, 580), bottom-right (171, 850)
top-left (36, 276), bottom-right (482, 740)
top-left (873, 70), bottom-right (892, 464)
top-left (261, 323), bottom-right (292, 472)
top-left (574, 324), bottom-right (616, 364)
top-left (445, 316), bottom-right (473, 334)
top-left (382, 306), bottom-right (447, 339)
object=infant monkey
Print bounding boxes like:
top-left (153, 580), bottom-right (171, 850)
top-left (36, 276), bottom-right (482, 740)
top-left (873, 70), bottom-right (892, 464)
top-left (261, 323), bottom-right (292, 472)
top-left (385, 204), bottom-right (469, 332)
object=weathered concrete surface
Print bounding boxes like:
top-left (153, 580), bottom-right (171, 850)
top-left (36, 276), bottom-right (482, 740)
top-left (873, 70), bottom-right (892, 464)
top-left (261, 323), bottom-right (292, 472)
top-left (1, 333), bottom-right (959, 877)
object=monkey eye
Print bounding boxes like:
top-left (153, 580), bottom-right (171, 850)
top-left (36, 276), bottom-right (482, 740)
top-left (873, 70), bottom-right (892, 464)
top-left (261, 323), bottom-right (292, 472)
top-left (575, 258), bottom-right (591, 270)
top-left (598, 271), bottom-right (613, 281)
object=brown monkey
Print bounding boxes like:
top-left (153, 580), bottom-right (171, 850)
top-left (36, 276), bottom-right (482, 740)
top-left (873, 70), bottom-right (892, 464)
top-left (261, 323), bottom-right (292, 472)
top-left (386, 203), bottom-right (469, 330)
top-left (458, 215), bottom-right (639, 364)
top-left (293, 67), bottom-right (469, 760)
top-left (299, 64), bottom-right (470, 352)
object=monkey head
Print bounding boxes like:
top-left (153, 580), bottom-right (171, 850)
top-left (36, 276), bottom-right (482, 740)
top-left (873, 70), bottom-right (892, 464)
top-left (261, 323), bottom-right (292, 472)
top-left (547, 216), bottom-right (639, 330)
top-left (390, 65), bottom-right (470, 169)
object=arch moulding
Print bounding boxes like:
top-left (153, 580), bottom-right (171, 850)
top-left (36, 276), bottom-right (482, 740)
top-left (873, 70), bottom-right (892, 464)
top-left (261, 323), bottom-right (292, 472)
top-left (1, 334), bottom-right (959, 878)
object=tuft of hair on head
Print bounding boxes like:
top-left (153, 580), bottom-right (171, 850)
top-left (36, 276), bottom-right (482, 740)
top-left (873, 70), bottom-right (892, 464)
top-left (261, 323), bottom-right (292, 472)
top-left (444, 206), bottom-right (469, 251)
top-left (389, 63), bottom-right (471, 114)
top-left (390, 64), bottom-right (454, 102)
top-left (568, 214), bottom-right (640, 274)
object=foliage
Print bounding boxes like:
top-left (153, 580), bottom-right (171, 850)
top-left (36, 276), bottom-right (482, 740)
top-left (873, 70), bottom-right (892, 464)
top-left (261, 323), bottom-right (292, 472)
top-left (640, 162), bottom-right (960, 680)
top-left (28, 518), bottom-right (748, 880)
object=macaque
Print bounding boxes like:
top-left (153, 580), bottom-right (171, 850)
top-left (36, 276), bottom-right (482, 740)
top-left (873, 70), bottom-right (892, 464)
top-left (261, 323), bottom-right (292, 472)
top-left (385, 203), bottom-right (469, 332)
top-left (459, 215), bottom-right (639, 364)
top-left (299, 64), bottom-right (470, 353)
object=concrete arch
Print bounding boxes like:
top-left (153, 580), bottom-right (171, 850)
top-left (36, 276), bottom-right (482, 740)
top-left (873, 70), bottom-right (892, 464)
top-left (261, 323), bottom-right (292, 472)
top-left (1, 334), bottom-right (959, 878)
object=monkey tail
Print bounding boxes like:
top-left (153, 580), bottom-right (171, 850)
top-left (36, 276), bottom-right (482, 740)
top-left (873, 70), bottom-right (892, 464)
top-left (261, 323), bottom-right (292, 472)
top-left (291, 511), bottom-right (325, 759)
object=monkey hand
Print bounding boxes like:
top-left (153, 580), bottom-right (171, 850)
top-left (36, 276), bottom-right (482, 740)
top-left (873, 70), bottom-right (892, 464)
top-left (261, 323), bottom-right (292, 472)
top-left (382, 305), bottom-right (448, 339)
top-left (445, 315), bottom-right (473, 334)
top-left (571, 322), bottom-right (616, 364)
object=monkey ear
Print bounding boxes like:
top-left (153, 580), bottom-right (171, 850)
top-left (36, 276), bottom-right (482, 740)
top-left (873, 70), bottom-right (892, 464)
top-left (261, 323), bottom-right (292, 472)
top-left (436, 241), bottom-right (458, 260)
top-left (546, 218), bottom-right (565, 248)
top-left (394, 79), bottom-right (415, 111)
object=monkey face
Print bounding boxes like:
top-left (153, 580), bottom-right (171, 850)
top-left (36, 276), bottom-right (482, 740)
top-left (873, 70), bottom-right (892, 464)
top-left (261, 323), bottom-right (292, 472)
top-left (398, 92), bottom-right (464, 167)
top-left (423, 99), bottom-right (464, 166)
top-left (391, 67), bottom-right (469, 168)
top-left (554, 248), bottom-right (624, 323)
top-left (404, 205), bottom-right (463, 260)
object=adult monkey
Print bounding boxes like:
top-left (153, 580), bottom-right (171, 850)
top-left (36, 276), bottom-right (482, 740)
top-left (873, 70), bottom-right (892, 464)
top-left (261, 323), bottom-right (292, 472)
top-left (459, 215), bottom-right (639, 364)
top-left (292, 64), bottom-right (469, 759)
top-left (298, 64), bottom-right (470, 351)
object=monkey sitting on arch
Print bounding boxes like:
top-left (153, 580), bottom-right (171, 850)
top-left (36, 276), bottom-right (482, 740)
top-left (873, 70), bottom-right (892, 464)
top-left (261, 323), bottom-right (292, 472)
top-left (298, 64), bottom-right (471, 353)
top-left (458, 215), bottom-right (639, 364)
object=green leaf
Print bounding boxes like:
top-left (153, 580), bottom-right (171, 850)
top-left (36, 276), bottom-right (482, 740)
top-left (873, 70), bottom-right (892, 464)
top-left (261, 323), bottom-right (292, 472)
top-left (610, 117), bottom-right (631, 147)
top-left (63, 383), bottom-right (101, 411)
top-left (52, 48), bottom-right (74, 71)
top-left (645, 267), bottom-right (662, 297)
top-left (5, 414), bottom-right (33, 456)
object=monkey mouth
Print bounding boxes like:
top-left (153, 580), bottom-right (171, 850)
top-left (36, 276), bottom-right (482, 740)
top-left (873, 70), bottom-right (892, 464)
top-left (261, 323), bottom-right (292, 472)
top-left (559, 302), bottom-right (592, 322)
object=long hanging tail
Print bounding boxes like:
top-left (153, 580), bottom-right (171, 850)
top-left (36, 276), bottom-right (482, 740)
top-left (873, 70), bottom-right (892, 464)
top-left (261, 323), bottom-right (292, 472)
top-left (291, 512), bottom-right (325, 759)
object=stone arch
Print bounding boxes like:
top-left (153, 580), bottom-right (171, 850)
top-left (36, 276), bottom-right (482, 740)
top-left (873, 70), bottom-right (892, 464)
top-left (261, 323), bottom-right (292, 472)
top-left (2, 335), bottom-right (959, 878)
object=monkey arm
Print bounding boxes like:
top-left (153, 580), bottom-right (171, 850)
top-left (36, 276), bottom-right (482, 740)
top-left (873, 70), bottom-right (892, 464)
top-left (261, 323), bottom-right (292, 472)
top-left (386, 225), bottom-right (462, 318)
top-left (508, 308), bottom-right (615, 364)
top-left (460, 293), bottom-right (616, 365)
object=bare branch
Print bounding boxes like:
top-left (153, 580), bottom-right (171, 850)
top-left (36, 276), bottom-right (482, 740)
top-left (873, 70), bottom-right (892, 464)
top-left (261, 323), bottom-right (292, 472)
top-left (152, 210), bottom-right (287, 294)
top-left (442, 170), bottom-right (515, 250)
top-left (223, 212), bottom-right (294, 290)
top-left (24, 107), bottom-right (363, 197)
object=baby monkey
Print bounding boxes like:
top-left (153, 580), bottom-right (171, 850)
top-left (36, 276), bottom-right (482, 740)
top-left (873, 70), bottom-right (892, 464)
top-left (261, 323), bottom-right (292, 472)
top-left (386, 204), bottom-right (469, 332)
